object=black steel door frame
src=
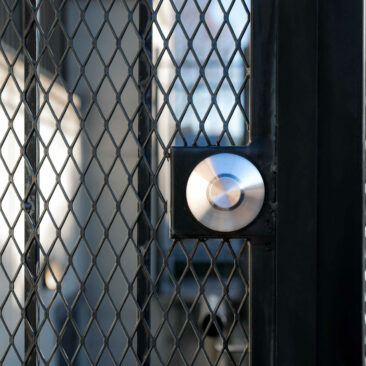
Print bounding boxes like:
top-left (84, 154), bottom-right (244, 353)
top-left (276, 1), bottom-right (363, 365)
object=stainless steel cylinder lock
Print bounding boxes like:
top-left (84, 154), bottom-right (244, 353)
top-left (170, 147), bottom-right (270, 239)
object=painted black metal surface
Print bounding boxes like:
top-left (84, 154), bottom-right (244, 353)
top-left (276, 0), bottom-right (363, 365)
top-left (276, 0), bottom-right (318, 364)
top-left (317, 0), bottom-right (363, 364)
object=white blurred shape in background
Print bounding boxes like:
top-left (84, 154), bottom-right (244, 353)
top-left (0, 46), bottom-right (81, 308)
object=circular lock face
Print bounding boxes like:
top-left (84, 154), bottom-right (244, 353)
top-left (186, 153), bottom-right (265, 232)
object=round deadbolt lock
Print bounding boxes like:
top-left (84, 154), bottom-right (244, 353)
top-left (186, 153), bottom-right (265, 232)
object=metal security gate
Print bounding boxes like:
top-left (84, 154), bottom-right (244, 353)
top-left (0, 0), bottom-right (363, 366)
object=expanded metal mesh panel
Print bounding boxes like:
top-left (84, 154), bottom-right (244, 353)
top-left (0, 0), bottom-right (251, 365)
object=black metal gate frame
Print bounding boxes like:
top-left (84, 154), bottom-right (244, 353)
top-left (0, 0), bottom-right (363, 365)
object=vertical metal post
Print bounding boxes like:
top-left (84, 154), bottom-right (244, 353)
top-left (276, 0), bottom-right (318, 364)
top-left (23, 0), bottom-right (39, 365)
top-left (137, 0), bottom-right (152, 364)
top-left (249, 0), bottom-right (276, 364)
top-left (317, 1), bottom-right (363, 363)
top-left (363, 0), bottom-right (366, 361)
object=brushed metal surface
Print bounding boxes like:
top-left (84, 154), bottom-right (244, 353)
top-left (186, 153), bottom-right (265, 232)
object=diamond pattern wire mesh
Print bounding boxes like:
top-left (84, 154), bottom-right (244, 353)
top-left (0, 0), bottom-right (251, 365)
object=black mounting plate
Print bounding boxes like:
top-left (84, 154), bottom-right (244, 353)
top-left (170, 145), bottom-right (275, 240)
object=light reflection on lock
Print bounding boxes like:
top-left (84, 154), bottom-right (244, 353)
top-left (186, 153), bottom-right (265, 232)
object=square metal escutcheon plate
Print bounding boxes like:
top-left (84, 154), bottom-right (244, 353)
top-left (170, 146), bottom-right (275, 240)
